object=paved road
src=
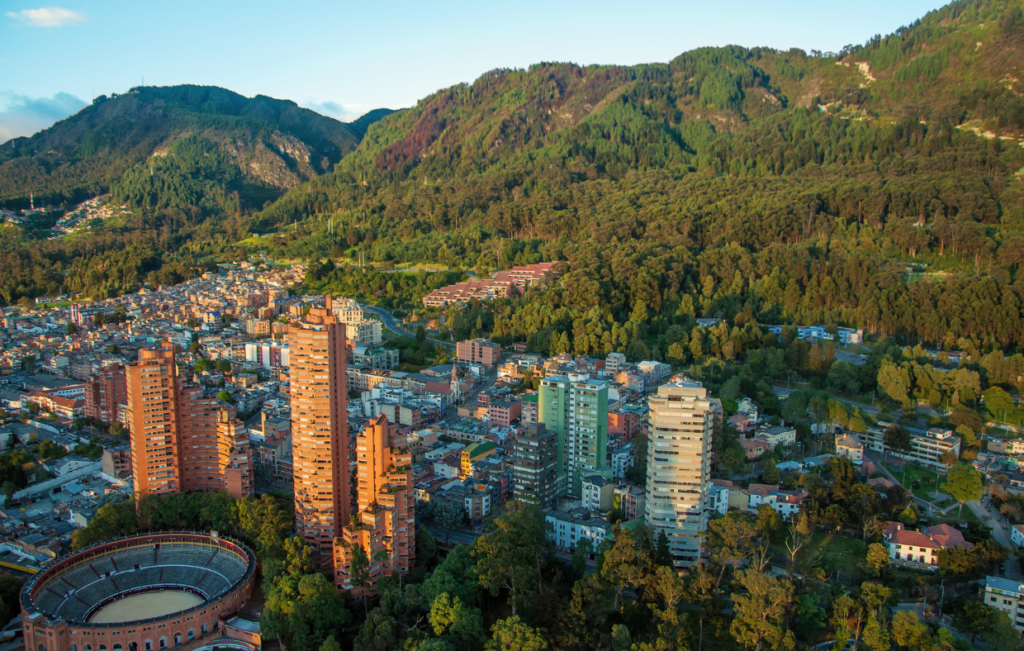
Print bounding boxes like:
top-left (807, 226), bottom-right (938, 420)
top-left (359, 303), bottom-right (455, 350)
top-left (772, 386), bottom-right (889, 418)
top-left (968, 498), bottom-right (1023, 580)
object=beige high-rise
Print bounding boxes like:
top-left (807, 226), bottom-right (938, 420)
top-left (645, 379), bottom-right (712, 568)
top-left (288, 295), bottom-right (350, 560)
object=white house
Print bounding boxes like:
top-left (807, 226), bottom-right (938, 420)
top-left (1012, 524), bottom-right (1024, 548)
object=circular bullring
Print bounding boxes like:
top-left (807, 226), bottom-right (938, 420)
top-left (21, 532), bottom-right (257, 651)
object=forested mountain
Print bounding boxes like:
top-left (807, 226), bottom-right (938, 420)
top-left (0, 85), bottom-right (391, 302)
top-left (257, 0), bottom-right (1024, 352)
top-left (0, 85), bottom-right (391, 207)
top-left (5, 0), bottom-right (1024, 357)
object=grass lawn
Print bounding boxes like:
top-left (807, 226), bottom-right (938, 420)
top-left (810, 531), bottom-right (867, 578)
top-left (774, 531), bottom-right (867, 579)
top-left (884, 462), bottom-right (944, 501)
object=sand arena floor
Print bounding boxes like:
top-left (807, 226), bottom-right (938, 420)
top-left (88, 590), bottom-right (203, 623)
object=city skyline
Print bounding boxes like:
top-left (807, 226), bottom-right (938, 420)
top-left (2, 0), bottom-right (949, 142)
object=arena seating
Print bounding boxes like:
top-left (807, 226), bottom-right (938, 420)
top-left (32, 538), bottom-right (251, 624)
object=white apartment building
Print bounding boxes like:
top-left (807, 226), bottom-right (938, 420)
top-left (581, 475), bottom-right (614, 512)
top-left (645, 379), bottom-right (711, 568)
top-left (611, 443), bottom-right (633, 479)
top-left (860, 425), bottom-right (961, 471)
top-left (985, 576), bottom-right (1024, 633)
top-left (546, 508), bottom-right (613, 552)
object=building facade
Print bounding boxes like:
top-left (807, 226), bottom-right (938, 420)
top-left (84, 363), bottom-right (127, 425)
top-left (127, 343), bottom-right (254, 500)
top-left (539, 375), bottom-right (609, 496)
top-left (860, 425), bottom-right (961, 471)
top-left (511, 423), bottom-right (559, 509)
top-left (645, 379), bottom-right (712, 568)
top-left (334, 414), bottom-right (415, 596)
top-left (456, 339), bottom-right (502, 367)
top-left (289, 296), bottom-right (351, 561)
top-left (986, 576), bottom-right (1024, 633)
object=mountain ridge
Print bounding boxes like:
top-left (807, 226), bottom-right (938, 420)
top-left (0, 85), bottom-right (394, 208)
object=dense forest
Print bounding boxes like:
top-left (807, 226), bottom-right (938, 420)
top-left (4, 0), bottom-right (1024, 356)
top-left (262, 0), bottom-right (1024, 353)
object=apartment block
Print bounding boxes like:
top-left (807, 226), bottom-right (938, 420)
top-left (334, 414), bottom-right (415, 597)
top-left (511, 423), bottom-right (559, 509)
top-left (646, 379), bottom-right (712, 568)
top-left (101, 444), bottom-right (132, 478)
top-left (539, 375), bottom-right (609, 496)
top-left (985, 576), bottom-right (1024, 633)
top-left (859, 425), bottom-right (961, 471)
top-left (84, 363), bottom-right (127, 425)
top-left (127, 342), bottom-right (254, 500)
top-left (456, 339), bottom-right (502, 367)
top-left (289, 295), bottom-right (351, 560)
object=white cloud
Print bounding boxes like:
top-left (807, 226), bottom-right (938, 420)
top-left (6, 7), bottom-right (86, 27)
top-left (0, 91), bottom-right (86, 143)
top-left (302, 100), bottom-right (365, 122)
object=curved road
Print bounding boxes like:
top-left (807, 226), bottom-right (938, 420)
top-left (359, 303), bottom-right (455, 350)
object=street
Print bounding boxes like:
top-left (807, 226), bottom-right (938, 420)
top-left (359, 303), bottom-right (455, 350)
top-left (772, 386), bottom-right (891, 419)
top-left (968, 497), bottom-right (1023, 580)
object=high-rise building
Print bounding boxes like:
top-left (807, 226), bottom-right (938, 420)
top-left (127, 345), bottom-right (181, 497)
top-left (127, 343), bottom-right (254, 500)
top-left (289, 295), bottom-right (351, 559)
top-left (84, 364), bottom-right (127, 425)
top-left (539, 374), bottom-right (609, 496)
top-left (331, 296), bottom-right (383, 347)
top-left (334, 414), bottom-right (415, 596)
top-left (512, 423), bottom-right (558, 508)
top-left (645, 379), bottom-right (712, 568)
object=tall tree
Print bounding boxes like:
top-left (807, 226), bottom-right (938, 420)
top-left (942, 462), bottom-right (985, 522)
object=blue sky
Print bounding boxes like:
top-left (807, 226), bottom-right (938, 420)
top-left (1, 0), bottom-right (948, 142)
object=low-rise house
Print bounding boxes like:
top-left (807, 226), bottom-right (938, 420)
top-left (884, 521), bottom-right (972, 568)
top-left (836, 434), bottom-right (865, 462)
top-left (739, 437), bottom-right (769, 459)
top-left (761, 426), bottom-right (797, 449)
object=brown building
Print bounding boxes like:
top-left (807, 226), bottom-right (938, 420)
top-left (488, 398), bottom-right (522, 428)
top-left (84, 363), bottom-right (127, 425)
top-left (101, 444), bottom-right (132, 478)
top-left (289, 295), bottom-right (351, 561)
top-left (127, 342), bottom-right (254, 500)
top-left (608, 409), bottom-right (642, 442)
top-left (456, 338), bottom-right (502, 367)
top-left (334, 414), bottom-right (415, 597)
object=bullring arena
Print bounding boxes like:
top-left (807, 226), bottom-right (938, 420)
top-left (20, 532), bottom-right (260, 651)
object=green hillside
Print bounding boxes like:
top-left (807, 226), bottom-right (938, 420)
top-left (0, 85), bottom-right (391, 207)
top-left (253, 0), bottom-right (1024, 353)
top-left (4, 0), bottom-right (1024, 358)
